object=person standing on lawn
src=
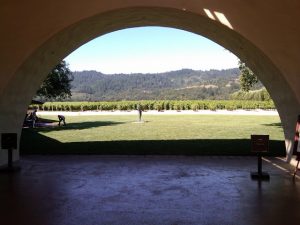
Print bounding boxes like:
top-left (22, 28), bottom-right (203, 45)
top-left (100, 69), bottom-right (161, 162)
top-left (137, 104), bottom-right (143, 122)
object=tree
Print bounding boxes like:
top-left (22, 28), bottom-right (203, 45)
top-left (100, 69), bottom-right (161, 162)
top-left (36, 60), bottom-right (73, 100)
top-left (238, 60), bottom-right (258, 92)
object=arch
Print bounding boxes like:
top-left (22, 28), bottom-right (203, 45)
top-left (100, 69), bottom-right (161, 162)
top-left (1, 6), bottom-right (298, 165)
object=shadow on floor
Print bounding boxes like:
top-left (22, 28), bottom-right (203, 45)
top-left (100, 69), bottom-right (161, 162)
top-left (20, 129), bottom-right (286, 156)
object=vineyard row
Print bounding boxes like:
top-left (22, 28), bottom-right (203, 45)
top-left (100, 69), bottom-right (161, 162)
top-left (30, 100), bottom-right (276, 111)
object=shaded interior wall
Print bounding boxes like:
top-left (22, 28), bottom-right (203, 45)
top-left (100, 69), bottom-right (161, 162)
top-left (0, 1), bottom-right (300, 165)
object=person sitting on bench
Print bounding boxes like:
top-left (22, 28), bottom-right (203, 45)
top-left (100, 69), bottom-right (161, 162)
top-left (58, 115), bottom-right (66, 126)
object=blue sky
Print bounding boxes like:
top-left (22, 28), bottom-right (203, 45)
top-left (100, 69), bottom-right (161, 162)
top-left (65, 26), bottom-right (238, 74)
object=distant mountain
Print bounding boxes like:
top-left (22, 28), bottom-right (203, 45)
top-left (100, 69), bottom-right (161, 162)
top-left (70, 68), bottom-right (244, 101)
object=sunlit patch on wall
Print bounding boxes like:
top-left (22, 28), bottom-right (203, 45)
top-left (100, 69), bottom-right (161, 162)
top-left (204, 9), bottom-right (233, 29)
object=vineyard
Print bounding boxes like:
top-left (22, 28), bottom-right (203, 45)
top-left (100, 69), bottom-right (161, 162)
top-left (30, 100), bottom-right (276, 111)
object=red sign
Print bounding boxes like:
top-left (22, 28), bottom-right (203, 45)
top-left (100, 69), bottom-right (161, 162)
top-left (251, 135), bottom-right (269, 153)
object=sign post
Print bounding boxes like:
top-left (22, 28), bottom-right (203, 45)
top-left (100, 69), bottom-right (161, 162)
top-left (0, 133), bottom-right (20, 172)
top-left (251, 135), bottom-right (270, 180)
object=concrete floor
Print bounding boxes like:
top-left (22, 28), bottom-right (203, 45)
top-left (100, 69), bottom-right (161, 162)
top-left (0, 156), bottom-right (300, 225)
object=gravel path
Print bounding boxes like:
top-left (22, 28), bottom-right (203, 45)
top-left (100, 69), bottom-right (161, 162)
top-left (37, 109), bottom-right (278, 116)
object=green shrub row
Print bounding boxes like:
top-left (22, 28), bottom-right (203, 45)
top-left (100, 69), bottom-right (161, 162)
top-left (230, 88), bottom-right (271, 101)
top-left (30, 100), bottom-right (276, 111)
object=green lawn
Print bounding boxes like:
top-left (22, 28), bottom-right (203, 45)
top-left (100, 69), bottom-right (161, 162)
top-left (20, 115), bottom-right (285, 156)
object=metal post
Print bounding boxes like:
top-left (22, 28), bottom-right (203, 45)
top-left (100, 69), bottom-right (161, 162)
top-left (258, 155), bottom-right (262, 175)
top-left (251, 153), bottom-right (269, 180)
top-left (8, 148), bottom-right (13, 169)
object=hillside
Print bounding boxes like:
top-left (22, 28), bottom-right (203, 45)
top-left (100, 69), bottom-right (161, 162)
top-left (70, 68), bottom-right (244, 101)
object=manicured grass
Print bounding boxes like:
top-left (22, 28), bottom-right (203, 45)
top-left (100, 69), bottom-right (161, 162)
top-left (20, 115), bottom-right (285, 156)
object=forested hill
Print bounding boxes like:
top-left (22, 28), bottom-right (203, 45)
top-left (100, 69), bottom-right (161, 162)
top-left (70, 68), bottom-right (242, 101)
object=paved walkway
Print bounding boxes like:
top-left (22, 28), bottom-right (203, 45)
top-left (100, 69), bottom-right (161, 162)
top-left (1, 156), bottom-right (299, 225)
top-left (37, 109), bottom-right (279, 116)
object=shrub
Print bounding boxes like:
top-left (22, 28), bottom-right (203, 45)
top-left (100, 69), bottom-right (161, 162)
top-left (30, 99), bottom-right (276, 112)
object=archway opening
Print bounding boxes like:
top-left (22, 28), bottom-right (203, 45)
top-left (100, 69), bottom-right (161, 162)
top-left (3, 6), bottom-right (297, 167)
top-left (20, 26), bottom-right (285, 157)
